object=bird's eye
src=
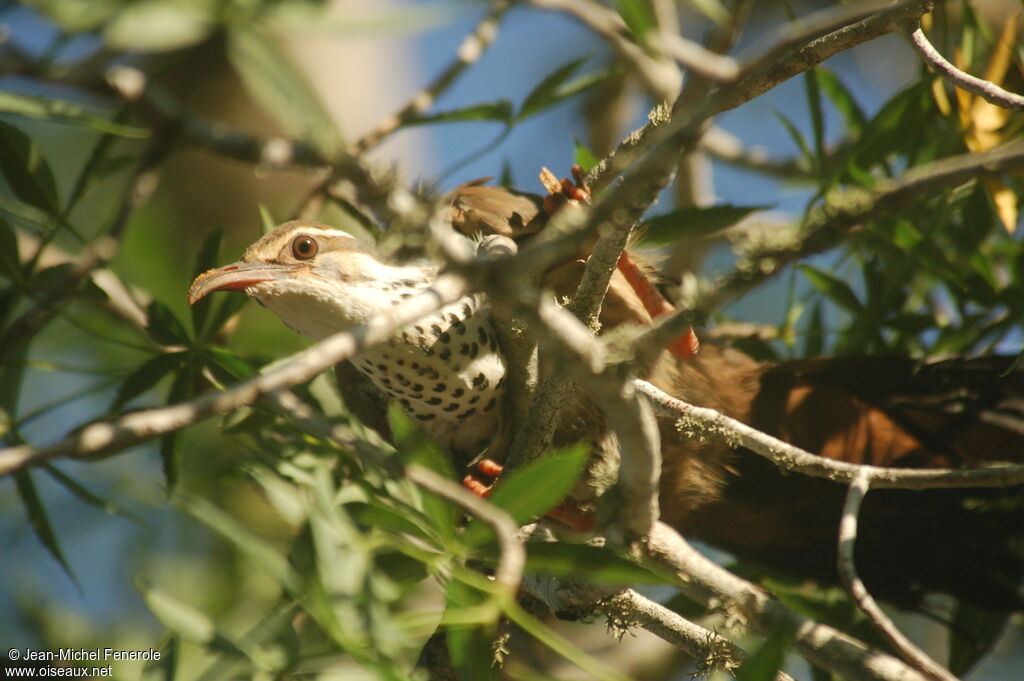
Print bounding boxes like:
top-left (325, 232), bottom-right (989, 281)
top-left (291, 234), bottom-right (318, 260)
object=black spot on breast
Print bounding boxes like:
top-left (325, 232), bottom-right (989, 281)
top-left (447, 312), bottom-right (459, 324)
top-left (496, 376), bottom-right (506, 388)
top-left (380, 377), bottom-right (391, 385)
top-left (399, 398), bottom-right (411, 407)
top-left (484, 398), bottom-right (497, 411)
top-left (412, 383), bottom-right (423, 392)
top-left (462, 303), bottom-right (473, 317)
top-left (427, 397), bottom-right (442, 405)
top-left (459, 343), bottom-right (470, 356)
top-left (458, 408), bottom-right (477, 419)
top-left (469, 343), bottom-right (479, 358)
top-left (377, 363), bottom-right (387, 371)
top-left (454, 321), bottom-right (467, 335)
top-left (411, 362), bottom-right (420, 369)
top-left (469, 395), bottom-right (480, 404)
top-left (431, 324), bottom-right (443, 337)
top-left (439, 348), bottom-right (451, 360)
top-left (444, 403), bottom-right (460, 412)
top-left (478, 328), bottom-right (488, 345)
top-left (433, 383), bottom-right (447, 392)
top-left (472, 373), bottom-right (489, 390)
top-left (440, 332), bottom-right (451, 343)
top-left (416, 413), bottom-right (436, 421)
top-left (414, 325), bottom-right (424, 335)
top-left (452, 388), bottom-right (464, 398)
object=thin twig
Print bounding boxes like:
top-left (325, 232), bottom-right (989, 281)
top-left (838, 470), bottom-right (959, 681)
top-left (408, 464), bottom-right (524, 591)
top-left (908, 24), bottom-right (1024, 111)
top-left (0, 275), bottom-right (468, 476)
top-left (529, 0), bottom-right (681, 101)
top-left (354, 1), bottom-right (511, 153)
top-left (635, 378), bottom-right (1024, 490)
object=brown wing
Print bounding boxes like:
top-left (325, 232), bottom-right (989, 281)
top-left (334, 360), bottom-right (392, 443)
top-left (447, 180), bottom-right (545, 240)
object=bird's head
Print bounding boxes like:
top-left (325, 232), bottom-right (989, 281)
top-left (188, 220), bottom-right (433, 339)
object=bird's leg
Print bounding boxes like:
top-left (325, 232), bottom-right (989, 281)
top-left (461, 458), bottom-right (596, 532)
top-left (539, 166), bottom-right (699, 361)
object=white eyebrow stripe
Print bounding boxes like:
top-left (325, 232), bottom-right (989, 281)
top-left (296, 227), bottom-right (356, 241)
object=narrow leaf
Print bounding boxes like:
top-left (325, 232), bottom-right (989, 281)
top-left (814, 68), bottom-right (866, 135)
top-left (0, 91), bottom-right (149, 138)
top-left (44, 464), bottom-right (142, 524)
top-left (104, 0), bottom-right (213, 52)
top-left (227, 27), bottom-right (342, 157)
top-left (735, 629), bottom-right (792, 681)
top-left (573, 139), bottom-right (598, 172)
top-left (799, 265), bottom-right (864, 314)
top-left (0, 217), bottom-right (21, 282)
top-left (523, 543), bottom-right (675, 585)
top-left (112, 352), bottom-right (183, 409)
top-left (140, 583), bottom-right (216, 642)
top-left (0, 120), bottom-right (59, 214)
top-left (464, 444), bottom-right (589, 546)
top-left (146, 300), bottom-right (190, 346)
top-left (614, 0), bottom-right (654, 37)
top-left (643, 204), bottom-right (771, 244)
top-left (190, 230), bottom-right (223, 338)
top-left (518, 57), bottom-right (586, 120)
top-left (15, 470), bottom-right (78, 586)
top-left (804, 70), bottom-right (825, 171)
top-left (405, 101), bottom-right (513, 126)
top-left (773, 111), bottom-right (813, 167)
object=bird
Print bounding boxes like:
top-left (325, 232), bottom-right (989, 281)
top-left (188, 221), bottom-right (508, 463)
top-left (189, 176), bottom-right (1024, 619)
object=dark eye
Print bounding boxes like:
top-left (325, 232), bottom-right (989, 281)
top-left (291, 234), bottom-right (318, 260)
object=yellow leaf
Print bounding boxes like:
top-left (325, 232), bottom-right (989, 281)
top-left (931, 77), bottom-right (952, 116)
top-left (983, 176), bottom-right (1019, 234)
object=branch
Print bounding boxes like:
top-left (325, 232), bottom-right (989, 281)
top-left (646, 522), bottom-right (930, 681)
top-left (0, 275), bottom-right (468, 476)
top-left (908, 24), bottom-right (1024, 111)
top-left (837, 470), bottom-right (959, 681)
top-left (635, 378), bottom-right (1024, 490)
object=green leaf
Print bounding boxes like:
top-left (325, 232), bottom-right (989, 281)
top-left (15, 470), bottom-right (78, 586)
top-left (388, 406), bottom-right (457, 540)
top-left (445, 579), bottom-right (498, 680)
top-left (799, 265), bottom-right (864, 314)
top-left (0, 120), bottom-right (59, 215)
top-left (0, 217), bottom-right (21, 282)
top-left (573, 139), bottom-right (599, 172)
top-left (803, 299), bottom-right (825, 357)
top-left (146, 300), bottom-right (190, 346)
top-left (140, 583), bottom-right (216, 642)
top-left (614, 0), bottom-right (654, 37)
top-left (804, 70), bottom-right (825, 172)
top-left (464, 444), bottom-right (589, 546)
top-left (226, 27), bottom-right (342, 158)
top-left (642, 204), bottom-right (770, 244)
top-left (814, 68), bottom-right (866, 136)
top-left (735, 628), bottom-right (791, 681)
top-left (177, 494), bottom-right (299, 591)
top-left (43, 464), bottom-right (142, 524)
top-left (406, 100), bottom-right (514, 126)
top-left (190, 230), bottom-right (223, 338)
top-left (112, 351), bottom-right (184, 409)
top-left (204, 347), bottom-right (256, 381)
top-left (947, 603), bottom-right (1008, 676)
top-left (687, 0), bottom-right (730, 25)
top-left (258, 205), bottom-right (277, 235)
top-left (0, 91), bottom-right (149, 138)
top-left (773, 111), bottom-right (813, 167)
top-left (518, 57), bottom-right (586, 120)
top-left (104, 0), bottom-right (214, 52)
top-left (523, 543), bottom-right (675, 585)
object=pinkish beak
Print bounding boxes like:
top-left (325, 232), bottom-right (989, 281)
top-left (188, 261), bottom-right (299, 305)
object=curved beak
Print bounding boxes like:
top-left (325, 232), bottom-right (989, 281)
top-left (188, 261), bottom-right (299, 305)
